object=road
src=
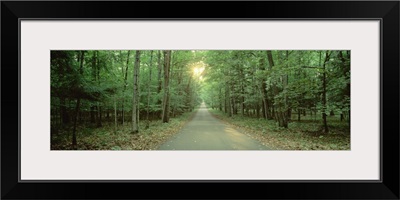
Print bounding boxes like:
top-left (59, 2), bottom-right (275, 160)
top-left (158, 103), bottom-right (269, 150)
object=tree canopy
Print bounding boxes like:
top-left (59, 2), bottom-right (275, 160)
top-left (51, 50), bottom-right (350, 150)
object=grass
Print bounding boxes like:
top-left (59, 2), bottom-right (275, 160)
top-left (208, 109), bottom-right (350, 150)
top-left (51, 108), bottom-right (198, 150)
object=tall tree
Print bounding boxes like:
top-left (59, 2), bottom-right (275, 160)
top-left (90, 51), bottom-right (97, 124)
top-left (157, 50), bottom-right (163, 118)
top-left (162, 50), bottom-right (171, 123)
top-left (321, 50), bottom-right (330, 133)
top-left (131, 50), bottom-right (140, 133)
top-left (266, 50), bottom-right (276, 120)
top-left (72, 51), bottom-right (85, 149)
top-left (122, 50), bottom-right (130, 125)
top-left (146, 50), bottom-right (154, 128)
top-left (95, 51), bottom-right (103, 128)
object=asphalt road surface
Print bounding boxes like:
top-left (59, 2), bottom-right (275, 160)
top-left (158, 103), bottom-right (269, 150)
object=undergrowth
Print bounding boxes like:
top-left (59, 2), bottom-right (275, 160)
top-left (208, 109), bottom-right (350, 150)
top-left (51, 109), bottom-right (197, 150)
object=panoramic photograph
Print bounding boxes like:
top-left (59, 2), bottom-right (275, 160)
top-left (51, 50), bottom-right (350, 150)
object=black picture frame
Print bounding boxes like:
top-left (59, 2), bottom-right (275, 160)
top-left (2, 1), bottom-right (399, 199)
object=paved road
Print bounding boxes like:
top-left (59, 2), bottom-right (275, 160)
top-left (158, 103), bottom-right (269, 150)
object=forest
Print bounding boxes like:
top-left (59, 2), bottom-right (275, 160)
top-left (51, 50), bottom-right (350, 150)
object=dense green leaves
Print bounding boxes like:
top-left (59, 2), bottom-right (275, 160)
top-left (51, 50), bottom-right (203, 149)
top-left (51, 50), bottom-right (350, 150)
top-left (201, 50), bottom-right (350, 132)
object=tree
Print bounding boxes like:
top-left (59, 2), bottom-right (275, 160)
top-left (51, 51), bottom-right (73, 126)
top-left (145, 50), bottom-right (154, 128)
top-left (122, 50), bottom-right (130, 125)
top-left (131, 50), bottom-right (140, 133)
top-left (71, 51), bottom-right (85, 149)
top-left (162, 50), bottom-right (171, 123)
top-left (156, 51), bottom-right (163, 118)
top-left (321, 51), bottom-right (330, 133)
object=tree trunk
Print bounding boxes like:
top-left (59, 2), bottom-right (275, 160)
top-left (224, 90), bottom-right (228, 114)
top-left (97, 103), bottom-right (102, 127)
top-left (170, 52), bottom-right (176, 118)
top-left (72, 51), bottom-right (85, 149)
top-left (261, 89), bottom-right (269, 119)
top-left (261, 98), bottom-right (266, 119)
top-left (226, 84), bottom-right (232, 117)
top-left (267, 50), bottom-right (284, 126)
top-left (131, 50), bottom-right (140, 133)
top-left (96, 51), bottom-right (102, 127)
top-left (256, 102), bottom-right (260, 118)
top-left (281, 50), bottom-right (290, 127)
top-left (60, 97), bottom-right (69, 125)
top-left (230, 77), bottom-right (236, 116)
top-left (219, 87), bottom-right (223, 111)
top-left (322, 51), bottom-right (329, 133)
top-left (154, 51), bottom-right (162, 119)
top-left (146, 51), bottom-right (153, 129)
top-left (231, 96), bottom-right (235, 115)
top-left (262, 53), bottom-right (274, 120)
top-left (185, 76), bottom-right (192, 112)
top-left (114, 95), bottom-right (117, 134)
top-left (90, 106), bottom-right (96, 123)
top-left (162, 50), bottom-right (171, 123)
top-left (241, 84), bottom-right (245, 117)
top-left (90, 51), bottom-right (98, 125)
top-left (72, 98), bottom-right (80, 150)
top-left (298, 109), bottom-right (301, 121)
top-left (122, 50), bottom-right (130, 126)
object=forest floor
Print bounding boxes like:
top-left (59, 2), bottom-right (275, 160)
top-left (51, 109), bottom-right (198, 150)
top-left (52, 107), bottom-right (350, 151)
top-left (208, 109), bottom-right (350, 150)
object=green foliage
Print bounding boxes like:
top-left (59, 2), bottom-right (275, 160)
top-left (201, 50), bottom-right (350, 129)
top-left (51, 50), bottom-right (350, 150)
